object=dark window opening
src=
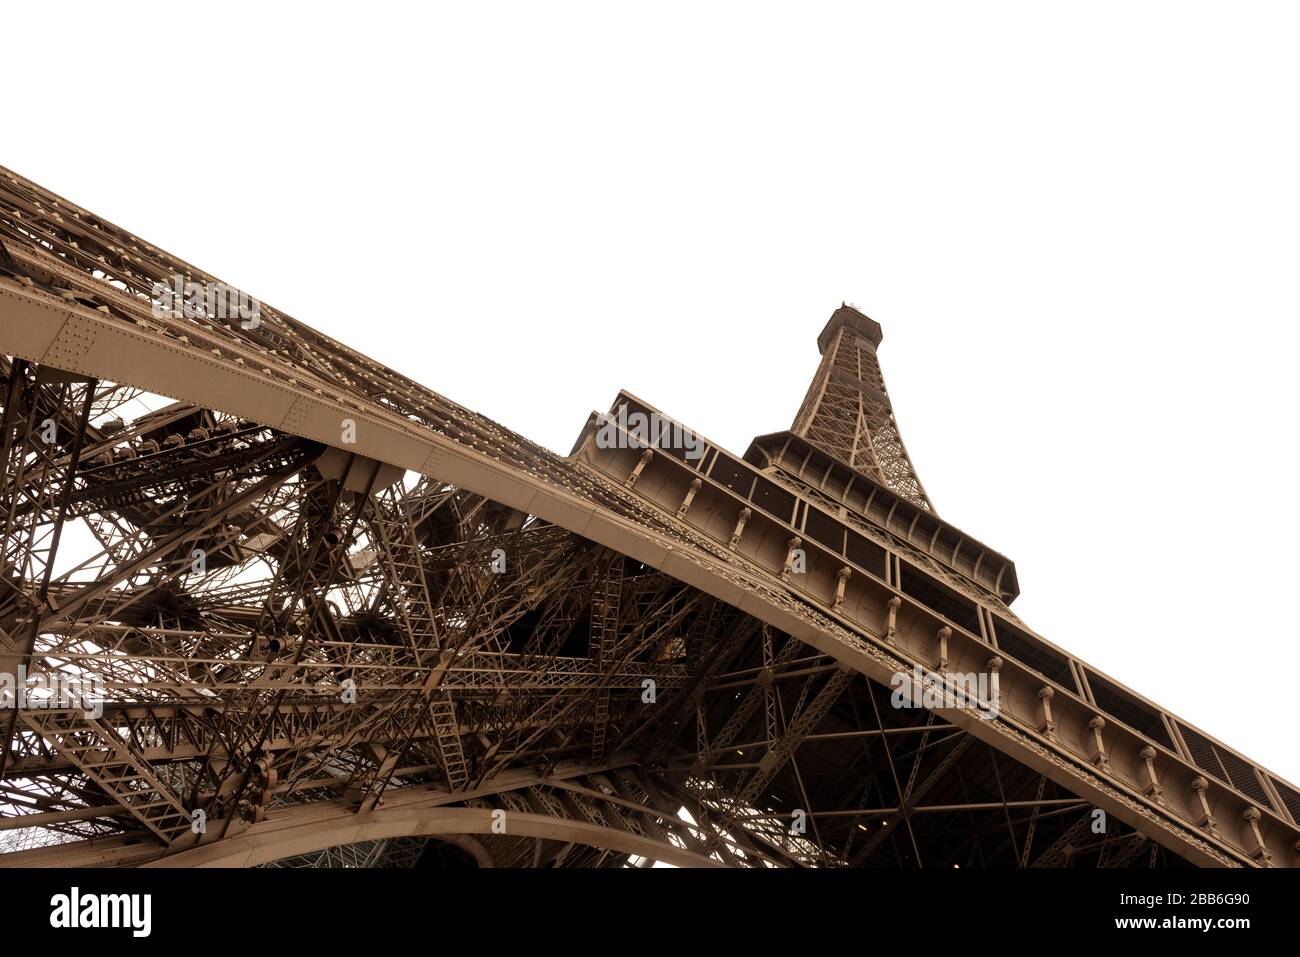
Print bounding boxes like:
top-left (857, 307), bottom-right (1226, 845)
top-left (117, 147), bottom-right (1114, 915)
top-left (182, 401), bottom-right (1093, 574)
top-left (899, 568), bottom-right (981, 636)
top-left (803, 507), bottom-right (844, 553)
top-left (752, 477), bottom-right (795, 520)
top-left (846, 531), bottom-right (887, 578)
top-left (709, 454), bottom-right (752, 496)
top-left (1085, 669), bottom-right (1173, 750)
top-left (991, 617), bottom-right (1077, 691)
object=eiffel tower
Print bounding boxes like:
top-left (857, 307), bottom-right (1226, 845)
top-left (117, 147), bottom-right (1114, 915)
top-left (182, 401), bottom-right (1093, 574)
top-left (0, 166), bottom-right (1295, 870)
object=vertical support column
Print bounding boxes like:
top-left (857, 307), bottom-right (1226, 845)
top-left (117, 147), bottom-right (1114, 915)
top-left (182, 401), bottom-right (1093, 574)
top-left (1036, 686), bottom-right (1057, 742)
top-left (1190, 777), bottom-right (1219, 838)
top-left (1087, 715), bottom-right (1111, 772)
top-left (1138, 746), bottom-right (1165, 806)
top-left (833, 566), bottom-right (851, 611)
top-left (1241, 808), bottom-right (1272, 866)
top-left (933, 625), bottom-right (951, 671)
top-left (986, 656), bottom-right (1003, 715)
top-left (676, 478), bottom-right (701, 519)
top-left (625, 448), bottom-right (653, 488)
top-left (728, 507), bottom-right (751, 550)
top-left (883, 596), bottom-right (902, 645)
top-left (781, 536), bottom-right (802, 582)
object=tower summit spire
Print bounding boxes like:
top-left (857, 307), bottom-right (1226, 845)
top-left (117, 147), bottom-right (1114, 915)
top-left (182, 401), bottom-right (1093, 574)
top-left (791, 304), bottom-right (934, 512)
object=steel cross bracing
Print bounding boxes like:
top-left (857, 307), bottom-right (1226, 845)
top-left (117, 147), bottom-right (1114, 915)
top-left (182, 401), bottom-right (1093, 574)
top-left (0, 166), bottom-right (1297, 868)
top-left (790, 306), bottom-right (933, 512)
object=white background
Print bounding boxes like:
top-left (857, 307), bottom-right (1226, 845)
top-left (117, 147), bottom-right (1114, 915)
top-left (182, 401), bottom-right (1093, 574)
top-left (6, 2), bottom-right (1298, 785)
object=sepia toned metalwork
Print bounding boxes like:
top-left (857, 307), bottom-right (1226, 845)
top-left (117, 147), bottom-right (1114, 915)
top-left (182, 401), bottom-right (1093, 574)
top-left (0, 165), bottom-right (1295, 868)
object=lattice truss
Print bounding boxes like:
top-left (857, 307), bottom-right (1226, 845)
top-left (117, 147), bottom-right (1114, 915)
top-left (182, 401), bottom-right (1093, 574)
top-left (0, 371), bottom-right (699, 853)
top-left (0, 366), bottom-right (1189, 868)
top-left (792, 324), bottom-right (933, 512)
top-left (0, 165), bottom-right (1289, 869)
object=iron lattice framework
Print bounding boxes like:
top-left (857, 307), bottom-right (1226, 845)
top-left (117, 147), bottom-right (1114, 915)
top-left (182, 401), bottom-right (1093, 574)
top-left (791, 308), bottom-right (933, 511)
top-left (0, 165), bottom-right (1296, 870)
